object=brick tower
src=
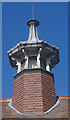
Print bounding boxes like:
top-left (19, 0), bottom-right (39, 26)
top-left (8, 19), bottom-right (59, 115)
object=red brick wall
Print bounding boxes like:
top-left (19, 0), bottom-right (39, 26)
top-left (41, 73), bottom-right (56, 112)
top-left (12, 69), bottom-right (56, 114)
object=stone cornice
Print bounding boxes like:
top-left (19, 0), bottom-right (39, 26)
top-left (14, 68), bottom-right (54, 79)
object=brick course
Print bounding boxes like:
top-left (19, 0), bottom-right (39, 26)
top-left (12, 68), bottom-right (56, 114)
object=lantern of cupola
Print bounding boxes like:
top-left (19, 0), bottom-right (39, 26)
top-left (8, 19), bottom-right (59, 73)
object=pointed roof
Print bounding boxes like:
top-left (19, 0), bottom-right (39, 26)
top-left (27, 19), bottom-right (40, 43)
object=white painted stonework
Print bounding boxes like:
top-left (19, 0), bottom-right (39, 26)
top-left (46, 59), bottom-right (51, 72)
top-left (16, 60), bottom-right (21, 73)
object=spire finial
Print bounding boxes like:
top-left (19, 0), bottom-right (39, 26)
top-left (27, 20), bottom-right (39, 43)
top-left (32, 3), bottom-right (34, 19)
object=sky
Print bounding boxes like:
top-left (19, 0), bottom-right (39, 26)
top-left (2, 2), bottom-right (68, 98)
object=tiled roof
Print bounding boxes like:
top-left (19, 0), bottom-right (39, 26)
top-left (0, 98), bottom-right (11, 102)
top-left (0, 96), bottom-right (70, 119)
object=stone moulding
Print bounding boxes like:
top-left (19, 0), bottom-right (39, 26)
top-left (14, 68), bottom-right (53, 79)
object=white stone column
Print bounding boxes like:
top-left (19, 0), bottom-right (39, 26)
top-left (16, 60), bottom-right (21, 73)
top-left (46, 59), bottom-right (50, 72)
top-left (37, 53), bottom-right (40, 68)
top-left (22, 49), bottom-right (28, 69)
top-left (37, 48), bottom-right (42, 68)
top-left (25, 55), bottom-right (28, 69)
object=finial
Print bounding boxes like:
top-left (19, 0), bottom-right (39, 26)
top-left (27, 4), bottom-right (40, 43)
top-left (27, 20), bottom-right (39, 43)
top-left (32, 3), bottom-right (34, 19)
